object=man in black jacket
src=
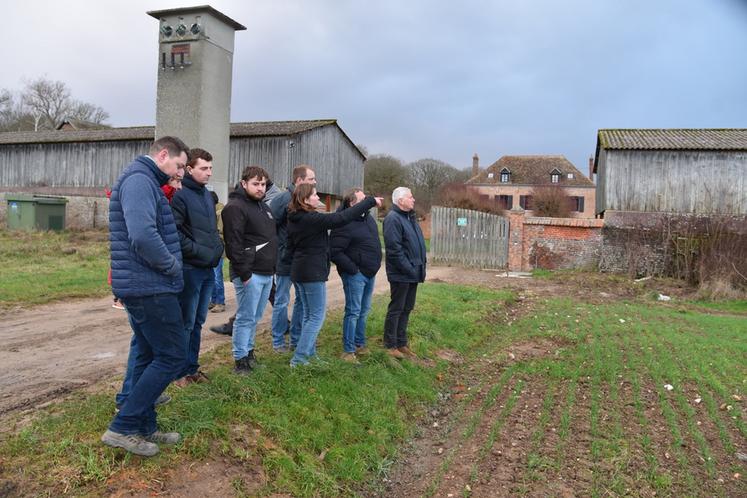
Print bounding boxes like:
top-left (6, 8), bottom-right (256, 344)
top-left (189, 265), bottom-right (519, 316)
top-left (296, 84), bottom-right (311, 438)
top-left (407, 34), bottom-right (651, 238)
top-left (222, 165), bottom-right (278, 373)
top-left (383, 186), bottom-right (427, 359)
top-left (330, 188), bottom-right (382, 363)
top-left (171, 148), bottom-right (224, 385)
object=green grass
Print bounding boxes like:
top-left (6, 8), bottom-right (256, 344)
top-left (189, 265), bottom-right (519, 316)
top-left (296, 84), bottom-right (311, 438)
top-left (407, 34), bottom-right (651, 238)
top-left (0, 283), bottom-right (515, 496)
top-left (689, 299), bottom-right (747, 314)
top-left (0, 229), bottom-right (111, 308)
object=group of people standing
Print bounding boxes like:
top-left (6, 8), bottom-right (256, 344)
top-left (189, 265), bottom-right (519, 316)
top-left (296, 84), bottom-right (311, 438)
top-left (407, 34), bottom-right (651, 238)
top-left (101, 136), bottom-right (427, 457)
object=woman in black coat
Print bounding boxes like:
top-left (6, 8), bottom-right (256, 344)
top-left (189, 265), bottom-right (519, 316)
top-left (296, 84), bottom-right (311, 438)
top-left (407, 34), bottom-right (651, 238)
top-left (286, 183), bottom-right (381, 367)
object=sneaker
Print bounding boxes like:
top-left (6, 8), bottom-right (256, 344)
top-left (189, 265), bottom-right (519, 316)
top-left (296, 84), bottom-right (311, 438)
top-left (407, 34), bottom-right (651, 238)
top-left (145, 431), bottom-right (181, 445)
top-left (208, 302), bottom-right (216, 310)
top-left (398, 346), bottom-right (418, 358)
top-left (355, 346), bottom-right (370, 356)
top-left (387, 348), bottom-right (406, 359)
top-left (210, 303), bottom-right (225, 313)
top-left (340, 352), bottom-right (359, 364)
top-left (112, 300), bottom-right (125, 310)
top-left (155, 393), bottom-right (171, 407)
top-left (273, 345), bottom-right (290, 354)
top-left (101, 430), bottom-right (159, 457)
top-left (234, 356), bottom-right (252, 375)
top-left (209, 322), bottom-right (233, 335)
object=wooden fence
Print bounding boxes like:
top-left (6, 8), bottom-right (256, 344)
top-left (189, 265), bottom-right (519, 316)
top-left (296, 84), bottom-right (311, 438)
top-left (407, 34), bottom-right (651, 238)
top-left (430, 206), bottom-right (509, 269)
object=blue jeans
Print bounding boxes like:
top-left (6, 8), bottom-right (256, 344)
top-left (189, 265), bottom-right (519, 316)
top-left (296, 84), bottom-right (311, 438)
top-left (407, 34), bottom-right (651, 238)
top-left (109, 293), bottom-right (185, 436)
top-left (232, 274), bottom-right (273, 360)
top-left (271, 275), bottom-right (303, 348)
top-left (178, 267), bottom-right (215, 377)
top-left (341, 272), bottom-right (376, 353)
top-left (115, 325), bottom-right (138, 407)
top-left (211, 258), bottom-right (225, 305)
top-left (290, 281), bottom-right (326, 366)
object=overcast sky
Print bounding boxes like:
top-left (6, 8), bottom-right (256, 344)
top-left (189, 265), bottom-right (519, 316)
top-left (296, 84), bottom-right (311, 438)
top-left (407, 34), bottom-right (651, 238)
top-left (3, 0), bottom-right (746, 172)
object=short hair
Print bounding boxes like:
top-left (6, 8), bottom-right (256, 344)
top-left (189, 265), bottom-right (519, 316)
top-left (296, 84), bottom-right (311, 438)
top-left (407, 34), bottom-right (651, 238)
top-left (288, 183), bottom-right (316, 213)
top-left (342, 187), bottom-right (363, 207)
top-left (150, 136), bottom-right (189, 158)
top-left (210, 191), bottom-right (219, 204)
top-left (187, 148), bottom-right (212, 168)
top-left (241, 165), bottom-right (270, 183)
top-left (292, 164), bottom-right (312, 184)
top-left (392, 187), bottom-right (411, 205)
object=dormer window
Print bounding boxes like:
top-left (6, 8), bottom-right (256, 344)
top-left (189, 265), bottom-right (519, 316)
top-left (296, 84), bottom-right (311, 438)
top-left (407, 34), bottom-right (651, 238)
top-left (500, 168), bottom-right (511, 183)
top-left (550, 169), bottom-right (561, 184)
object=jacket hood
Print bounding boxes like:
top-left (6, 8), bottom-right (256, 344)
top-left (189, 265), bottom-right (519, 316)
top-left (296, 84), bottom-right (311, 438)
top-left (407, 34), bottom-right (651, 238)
top-left (182, 174), bottom-right (206, 192)
top-left (229, 182), bottom-right (266, 203)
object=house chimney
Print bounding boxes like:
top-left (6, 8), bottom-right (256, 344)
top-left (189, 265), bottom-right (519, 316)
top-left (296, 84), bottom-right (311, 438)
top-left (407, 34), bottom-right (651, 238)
top-left (472, 153), bottom-right (479, 177)
top-left (588, 156), bottom-right (595, 183)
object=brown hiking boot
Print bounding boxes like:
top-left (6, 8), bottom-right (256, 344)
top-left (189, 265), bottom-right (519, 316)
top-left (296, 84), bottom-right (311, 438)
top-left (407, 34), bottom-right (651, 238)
top-left (387, 348), bottom-right (405, 359)
top-left (340, 352), bottom-right (359, 364)
top-left (355, 346), bottom-right (370, 356)
top-left (398, 346), bottom-right (418, 358)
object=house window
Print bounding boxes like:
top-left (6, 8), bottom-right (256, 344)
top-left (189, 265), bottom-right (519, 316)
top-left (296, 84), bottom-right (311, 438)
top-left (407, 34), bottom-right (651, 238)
top-left (551, 172), bottom-right (560, 183)
top-left (570, 196), bottom-right (585, 212)
top-left (495, 195), bottom-right (513, 210)
top-left (487, 172), bottom-right (494, 179)
top-left (519, 195), bottom-right (533, 210)
top-left (500, 168), bottom-right (511, 183)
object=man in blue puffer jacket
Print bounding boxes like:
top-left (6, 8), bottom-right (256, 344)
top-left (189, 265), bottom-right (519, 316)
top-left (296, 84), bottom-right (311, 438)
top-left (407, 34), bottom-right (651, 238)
top-left (101, 136), bottom-right (190, 457)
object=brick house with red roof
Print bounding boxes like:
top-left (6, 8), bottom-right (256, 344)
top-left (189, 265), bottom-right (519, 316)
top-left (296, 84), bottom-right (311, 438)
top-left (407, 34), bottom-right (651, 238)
top-left (465, 155), bottom-right (596, 218)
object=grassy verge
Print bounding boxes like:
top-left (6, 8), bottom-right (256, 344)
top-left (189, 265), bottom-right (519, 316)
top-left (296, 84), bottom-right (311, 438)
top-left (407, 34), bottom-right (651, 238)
top-left (0, 229), bottom-right (110, 308)
top-left (0, 283), bottom-right (515, 496)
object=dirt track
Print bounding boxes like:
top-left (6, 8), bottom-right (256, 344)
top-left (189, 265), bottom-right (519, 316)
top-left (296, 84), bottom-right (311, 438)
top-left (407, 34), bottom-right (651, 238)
top-left (0, 266), bottom-right (455, 421)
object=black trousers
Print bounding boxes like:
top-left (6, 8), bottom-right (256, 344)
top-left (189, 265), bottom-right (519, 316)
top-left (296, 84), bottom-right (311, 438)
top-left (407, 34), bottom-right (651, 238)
top-left (383, 282), bottom-right (419, 348)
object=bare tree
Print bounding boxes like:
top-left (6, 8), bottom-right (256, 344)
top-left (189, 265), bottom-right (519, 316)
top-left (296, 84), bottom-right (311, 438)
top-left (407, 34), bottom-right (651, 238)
top-left (0, 77), bottom-right (109, 131)
top-left (407, 158), bottom-right (461, 210)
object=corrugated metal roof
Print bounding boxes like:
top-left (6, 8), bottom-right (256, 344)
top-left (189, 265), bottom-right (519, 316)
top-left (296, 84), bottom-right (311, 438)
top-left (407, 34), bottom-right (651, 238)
top-left (598, 129), bottom-right (747, 150)
top-left (0, 119), bottom-right (338, 145)
top-left (466, 155), bottom-right (594, 187)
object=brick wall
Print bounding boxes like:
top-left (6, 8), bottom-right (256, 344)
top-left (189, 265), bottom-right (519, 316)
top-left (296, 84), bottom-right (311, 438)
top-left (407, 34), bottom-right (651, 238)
top-left (507, 210), bottom-right (604, 271)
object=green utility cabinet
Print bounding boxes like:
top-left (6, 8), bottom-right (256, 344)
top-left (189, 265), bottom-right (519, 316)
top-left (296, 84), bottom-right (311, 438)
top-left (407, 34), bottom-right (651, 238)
top-left (6, 194), bottom-right (68, 231)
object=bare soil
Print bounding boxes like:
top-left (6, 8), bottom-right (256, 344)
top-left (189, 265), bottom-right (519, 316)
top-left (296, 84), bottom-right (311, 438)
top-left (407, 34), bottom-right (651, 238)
top-left (0, 266), bottom-right (457, 424)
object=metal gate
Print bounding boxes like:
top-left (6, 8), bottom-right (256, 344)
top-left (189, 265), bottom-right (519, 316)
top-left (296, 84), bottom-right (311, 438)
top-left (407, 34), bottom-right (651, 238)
top-left (430, 206), bottom-right (509, 269)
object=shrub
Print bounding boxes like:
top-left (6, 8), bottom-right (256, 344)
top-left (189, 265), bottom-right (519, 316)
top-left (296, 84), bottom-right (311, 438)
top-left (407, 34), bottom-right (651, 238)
top-left (435, 183), bottom-right (505, 215)
top-left (528, 186), bottom-right (572, 218)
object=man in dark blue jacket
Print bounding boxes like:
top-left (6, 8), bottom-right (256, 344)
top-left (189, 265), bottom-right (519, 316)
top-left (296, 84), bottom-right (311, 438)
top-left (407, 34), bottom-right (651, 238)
top-left (383, 187), bottom-right (427, 359)
top-left (171, 148), bottom-right (224, 386)
top-left (330, 188), bottom-right (382, 363)
top-left (102, 136), bottom-right (190, 457)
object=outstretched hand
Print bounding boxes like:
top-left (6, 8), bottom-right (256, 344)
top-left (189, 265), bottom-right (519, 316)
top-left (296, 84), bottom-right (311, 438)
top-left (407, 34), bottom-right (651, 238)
top-left (374, 197), bottom-right (384, 207)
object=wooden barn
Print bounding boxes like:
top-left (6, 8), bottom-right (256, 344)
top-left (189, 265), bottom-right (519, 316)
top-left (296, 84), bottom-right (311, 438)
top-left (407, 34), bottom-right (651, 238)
top-left (593, 129), bottom-right (747, 216)
top-left (0, 119), bottom-right (364, 205)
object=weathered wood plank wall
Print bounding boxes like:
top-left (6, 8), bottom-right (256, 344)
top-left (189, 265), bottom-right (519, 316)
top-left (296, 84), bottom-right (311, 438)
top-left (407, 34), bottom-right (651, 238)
top-left (0, 124), bottom-right (363, 197)
top-left (430, 206), bottom-right (509, 269)
top-left (601, 150), bottom-right (747, 214)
